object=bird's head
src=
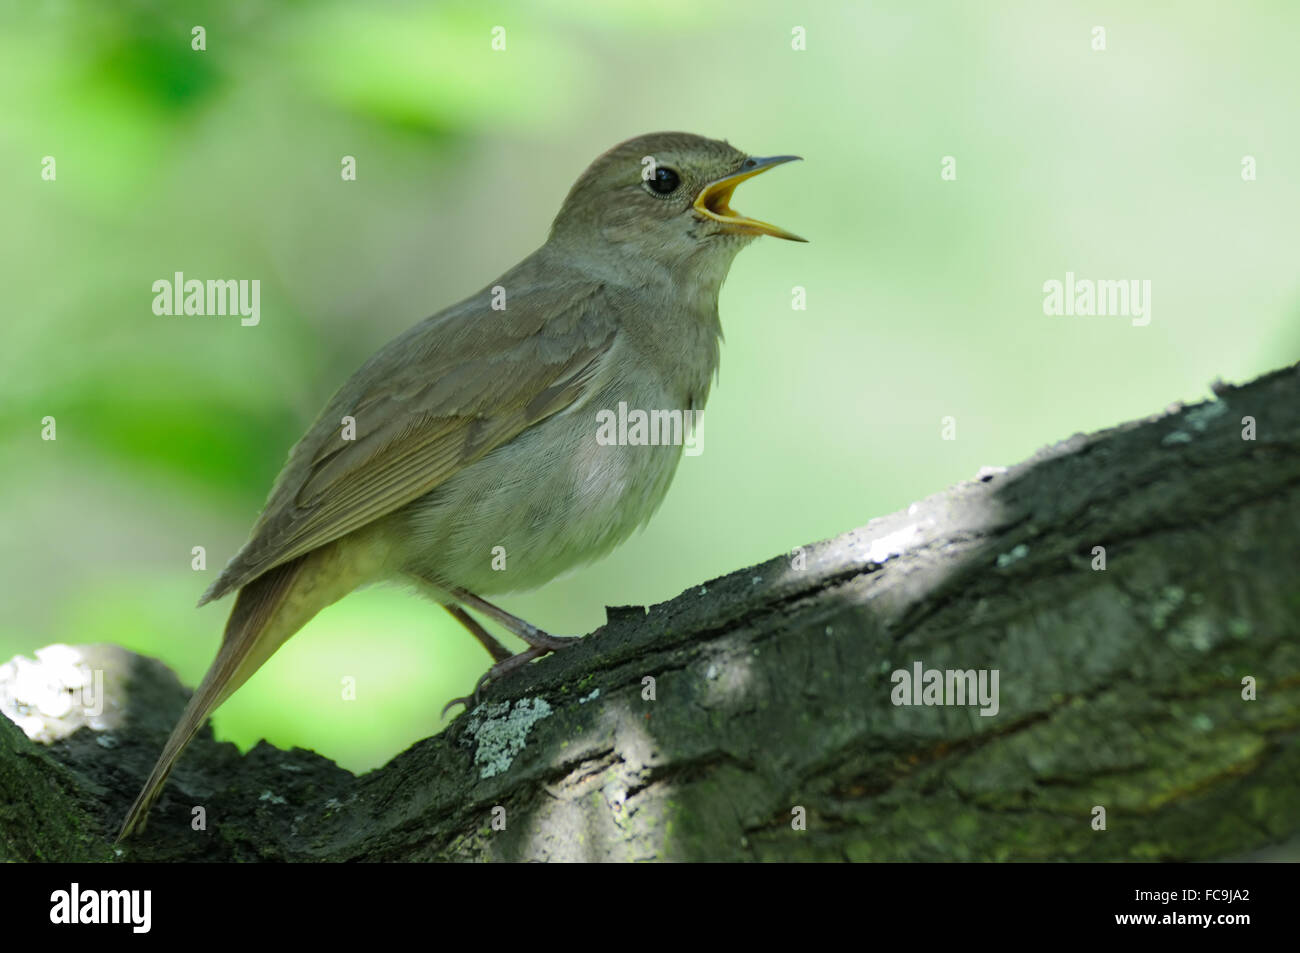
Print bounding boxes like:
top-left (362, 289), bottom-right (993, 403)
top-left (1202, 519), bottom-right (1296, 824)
top-left (549, 132), bottom-right (805, 267)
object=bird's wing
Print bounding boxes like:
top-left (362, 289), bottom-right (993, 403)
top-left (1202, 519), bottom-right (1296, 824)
top-left (200, 272), bottom-right (617, 604)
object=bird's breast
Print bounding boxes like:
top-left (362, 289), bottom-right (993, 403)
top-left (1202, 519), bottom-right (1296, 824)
top-left (396, 359), bottom-right (704, 595)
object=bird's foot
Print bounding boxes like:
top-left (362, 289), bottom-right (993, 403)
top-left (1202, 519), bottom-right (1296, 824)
top-left (439, 587), bottom-right (585, 717)
top-left (440, 636), bottom-right (581, 717)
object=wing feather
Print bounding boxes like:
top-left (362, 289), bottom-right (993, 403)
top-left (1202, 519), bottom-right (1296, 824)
top-left (200, 266), bottom-right (616, 605)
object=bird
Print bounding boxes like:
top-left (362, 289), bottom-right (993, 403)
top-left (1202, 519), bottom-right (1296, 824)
top-left (117, 131), bottom-right (805, 840)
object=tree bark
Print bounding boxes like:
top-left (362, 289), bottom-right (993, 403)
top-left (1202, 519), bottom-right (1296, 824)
top-left (3, 363), bottom-right (1298, 862)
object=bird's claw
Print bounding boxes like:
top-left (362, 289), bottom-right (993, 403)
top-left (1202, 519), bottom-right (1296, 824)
top-left (440, 637), bottom-right (581, 718)
top-left (440, 668), bottom-right (496, 718)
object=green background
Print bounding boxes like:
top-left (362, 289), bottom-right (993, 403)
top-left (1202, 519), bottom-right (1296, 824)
top-left (2, 0), bottom-right (1296, 774)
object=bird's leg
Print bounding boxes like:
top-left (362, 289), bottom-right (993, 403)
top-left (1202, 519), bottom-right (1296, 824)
top-left (446, 587), bottom-right (581, 652)
top-left (408, 572), bottom-right (514, 662)
top-left (442, 603), bottom-right (512, 663)
top-left (440, 587), bottom-right (583, 717)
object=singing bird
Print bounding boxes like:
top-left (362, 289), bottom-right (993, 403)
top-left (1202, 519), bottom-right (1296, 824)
top-left (118, 132), bottom-right (804, 839)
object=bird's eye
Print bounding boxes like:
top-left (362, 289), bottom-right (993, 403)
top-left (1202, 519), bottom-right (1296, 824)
top-left (647, 166), bottom-right (680, 195)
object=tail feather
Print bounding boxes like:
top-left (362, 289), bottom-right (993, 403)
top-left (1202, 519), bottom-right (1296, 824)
top-left (117, 556), bottom-right (306, 841)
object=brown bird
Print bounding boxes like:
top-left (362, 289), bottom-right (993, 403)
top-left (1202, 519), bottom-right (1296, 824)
top-left (118, 132), bottom-right (804, 840)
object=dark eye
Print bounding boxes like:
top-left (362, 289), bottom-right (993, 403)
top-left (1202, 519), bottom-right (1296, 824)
top-left (648, 166), bottom-right (680, 195)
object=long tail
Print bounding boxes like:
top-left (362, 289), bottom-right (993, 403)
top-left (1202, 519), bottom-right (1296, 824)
top-left (117, 553), bottom-right (316, 840)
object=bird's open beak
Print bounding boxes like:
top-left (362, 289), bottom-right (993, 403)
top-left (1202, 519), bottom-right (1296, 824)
top-left (693, 155), bottom-right (807, 242)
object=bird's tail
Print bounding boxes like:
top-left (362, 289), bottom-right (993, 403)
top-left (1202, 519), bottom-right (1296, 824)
top-left (117, 552), bottom-right (314, 841)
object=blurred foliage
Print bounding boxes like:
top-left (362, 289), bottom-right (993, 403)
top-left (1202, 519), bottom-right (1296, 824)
top-left (1, 0), bottom-right (1296, 773)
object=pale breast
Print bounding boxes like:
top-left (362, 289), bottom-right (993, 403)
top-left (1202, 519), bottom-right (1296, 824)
top-left (394, 366), bottom-right (696, 595)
